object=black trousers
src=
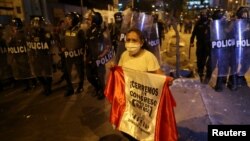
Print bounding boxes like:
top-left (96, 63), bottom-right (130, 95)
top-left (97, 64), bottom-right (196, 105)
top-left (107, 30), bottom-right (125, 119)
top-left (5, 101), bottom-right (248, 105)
top-left (38, 76), bottom-right (52, 93)
top-left (196, 43), bottom-right (212, 78)
top-left (64, 58), bottom-right (84, 91)
top-left (86, 62), bottom-right (105, 93)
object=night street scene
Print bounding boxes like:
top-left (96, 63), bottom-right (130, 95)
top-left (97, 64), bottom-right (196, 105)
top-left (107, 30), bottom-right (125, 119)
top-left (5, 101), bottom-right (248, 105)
top-left (1, 0), bottom-right (250, 141)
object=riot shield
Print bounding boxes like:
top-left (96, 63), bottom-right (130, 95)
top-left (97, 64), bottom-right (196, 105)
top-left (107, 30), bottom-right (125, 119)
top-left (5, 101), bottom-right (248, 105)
top-left (95, 30), bottom-right (113, 67)
top-left (8, 46), bottom-right (34, 80)
top-left (26, 35), bottom-right (53, 77)
top-left (8, 32), bottom-right (34, 80)
top-left (210, 19), bottom-right (235, 77)
top-left (234, 19), bottom-right (250, 76)
top-left (0, 42), bottom-right (12, 80)
top-left (115, 8), bottom-right (134, 63)
top-left (115, 10), bottom-right (162, 64)
top-left (147, 17), bottom-right (161, 64)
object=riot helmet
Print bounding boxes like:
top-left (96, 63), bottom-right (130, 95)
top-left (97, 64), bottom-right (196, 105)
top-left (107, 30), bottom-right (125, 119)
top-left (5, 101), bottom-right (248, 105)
top-left (82, 11), bottom-right (103, 30)
top-left (10, 18), bottom-right (23, 30)
top-left (65, 12), bottom-right (81, 28)
top-left (212, 9), bottom-right (226, 20)
top-left (153, 14), bottom-right (159, 23)
top-left (199, 8), bottom-right (209, 21)
top-left (236, 7), bottom-right (250, 19)
top-left (114, 12), bottom-right (123, 23)
top-left (30, 16), bottom-right (46, 28)
top-left (92, 12), bottom-right (103, 26)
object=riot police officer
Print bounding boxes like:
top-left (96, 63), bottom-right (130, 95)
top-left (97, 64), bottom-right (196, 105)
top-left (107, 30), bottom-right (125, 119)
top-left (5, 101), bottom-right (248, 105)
top-left (62, 12), bottom-right (85, 96)
top-left (234, 7), bottom-right (250, 89)
top-left (210, 9), bottom-right (235, 92)
top-left (190, 8), bottom-right (212, 83)
top-left (84, 11), bottom-right (111, 100)
top-left (26, 16), bottom-right (53, 96)
top-left (110, 12), bottom-right (123, 54)
top-left (8, 18), bottom-right (36, 91)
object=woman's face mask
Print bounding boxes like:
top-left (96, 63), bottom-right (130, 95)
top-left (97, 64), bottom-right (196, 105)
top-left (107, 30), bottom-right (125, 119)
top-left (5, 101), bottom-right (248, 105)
top-left (125, 42), bottom-right (141, 55)
top-left (125, 32), bottom-right (143, 55)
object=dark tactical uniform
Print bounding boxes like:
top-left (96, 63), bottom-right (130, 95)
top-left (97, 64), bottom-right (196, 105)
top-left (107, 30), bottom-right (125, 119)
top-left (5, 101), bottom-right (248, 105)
top-left (62, 12), bottom-right (85, 96)
top-left (112, 12), bottom-right (127, 64)
top-left (190, 10), bottom-right (212, 83)
top-left (53, 20), bottom-right (66, 84)
top-left (26, 16), bottom-right (53, 95)
top-left (110, 12), bottom-right (123, 54)
top-left (85, 12), bottom-right (111, 100)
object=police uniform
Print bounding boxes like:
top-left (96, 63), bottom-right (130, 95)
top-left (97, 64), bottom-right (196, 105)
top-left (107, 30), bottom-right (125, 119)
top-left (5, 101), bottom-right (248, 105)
top-left (190, 14), bottom-right (212, 83)
top-left (26, 17), bottom-right (53, 95)
top-left (110, 12), bottom-right (123, 54)
top-left (85, 12), bottom-right (111, 100)
top-left (62, 12), bottom-right (85, 96)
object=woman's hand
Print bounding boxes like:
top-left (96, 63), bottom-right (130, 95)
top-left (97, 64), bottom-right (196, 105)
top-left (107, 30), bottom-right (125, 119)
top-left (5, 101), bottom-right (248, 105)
top-left (109, 61), bottom-right (116, 69)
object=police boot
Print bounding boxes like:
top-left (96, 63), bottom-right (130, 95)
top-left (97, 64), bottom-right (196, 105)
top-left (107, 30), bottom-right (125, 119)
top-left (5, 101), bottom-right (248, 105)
top-left (214, 77), bottom-right (224, 92)
top-left (23, 79), bottom-right (32, 91)
top-left (199, 74), bottom-right (203, 83)
top-left (0, 83), bottom-right (3, 92)
top-left (76, 87), bottom-right (83, 94)
top-left (222, 76), bottom-right (227, 84)
top-left (76, 82), bottom-right (83, 94)
top-left (237, 76), bottom-right (247, 88)
top-left (97, 89), bottom-right (105, 100)
top-left (203, 75), bottom-right (211, 84)
top-left (55, 74), bottom-right (65, 85)
top-left (23, 85), bottom-right (31, 91)
top-left (64, 89), bottom-right (74, 97)
top-left (227, 75), bottom-right (238, 91)
top-left (44, 87), bottom-right (52, 96)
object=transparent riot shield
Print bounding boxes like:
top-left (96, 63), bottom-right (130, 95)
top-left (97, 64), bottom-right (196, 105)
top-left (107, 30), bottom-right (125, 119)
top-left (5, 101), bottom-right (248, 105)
top-left (8, 32), bottom-right (34, 80)
top-left (95, 30), bottom-right (113, 67)
top-left (115, 10), bottom-right (162, 64)
top-left (115, 8), bottom-right (134, 63)
top-left (234, 19), bottom-right (250, 77)
top-left (210, 19), bottom-right (235, 77)
top-left (0, 44), bottom-right (13, 80)
top-left (137, 13), bottom-right (162, 64)
top-left (8, 46), bottom-right (34, 80)
top-left (27, 40), bottom-right (53, 77)
top-left (148, 17), bottom-right (161, 64)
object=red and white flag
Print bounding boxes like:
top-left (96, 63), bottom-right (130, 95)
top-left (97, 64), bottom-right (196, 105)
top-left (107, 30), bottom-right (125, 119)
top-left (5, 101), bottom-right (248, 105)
top-left (105, 66), bottom-right (178, 141)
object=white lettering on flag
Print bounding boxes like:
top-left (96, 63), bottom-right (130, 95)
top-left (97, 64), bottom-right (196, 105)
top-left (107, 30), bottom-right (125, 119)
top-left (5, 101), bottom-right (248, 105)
top-left (118, 68), bottom-right (166, 140)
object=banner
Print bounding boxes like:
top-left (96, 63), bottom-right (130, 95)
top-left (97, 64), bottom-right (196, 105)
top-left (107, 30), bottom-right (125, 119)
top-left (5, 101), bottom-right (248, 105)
top-left (105, 66), bottom-right (178, 141)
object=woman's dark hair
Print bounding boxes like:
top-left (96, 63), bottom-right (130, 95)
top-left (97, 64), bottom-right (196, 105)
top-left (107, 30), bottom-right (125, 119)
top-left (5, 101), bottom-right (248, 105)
top-left (126, 28), bottom-right (149, 50)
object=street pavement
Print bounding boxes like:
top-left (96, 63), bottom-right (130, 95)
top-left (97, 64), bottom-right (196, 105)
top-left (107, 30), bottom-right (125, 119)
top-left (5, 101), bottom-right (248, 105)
top-left (0, 29), bottom-right (250, 141)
